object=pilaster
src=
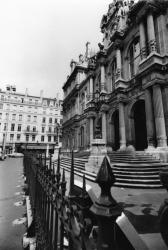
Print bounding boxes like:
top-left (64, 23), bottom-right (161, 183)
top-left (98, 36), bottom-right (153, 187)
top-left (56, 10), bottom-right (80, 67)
top-left (145, 88), bottom-right (155, 149)
top-left (116, 49), bottom-right (122, 79)
top-left (119, 102), bottom-right (126, 150)
top-left (102, 112), bottom-right (107, 143)
top-left (147, 13), bottom-right (157, 53)
top-left (100, 64), bottom-right (106, 93)
top-left (139, 21), bottom-right (147, 60)
top-left (153, 85), bottom-right (167, 148)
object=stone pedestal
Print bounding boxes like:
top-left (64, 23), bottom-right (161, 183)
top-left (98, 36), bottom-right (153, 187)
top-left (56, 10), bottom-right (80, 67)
top-left (85, 139), bottom-right (110, 174)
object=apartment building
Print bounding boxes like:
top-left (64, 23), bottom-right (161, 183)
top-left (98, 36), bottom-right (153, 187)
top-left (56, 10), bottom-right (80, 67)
top-left (0, 85), bottom-right (62, 153)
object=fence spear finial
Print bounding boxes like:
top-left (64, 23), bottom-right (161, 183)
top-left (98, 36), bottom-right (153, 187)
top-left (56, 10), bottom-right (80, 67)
top-left (69, 149), bottom-right (74, 197)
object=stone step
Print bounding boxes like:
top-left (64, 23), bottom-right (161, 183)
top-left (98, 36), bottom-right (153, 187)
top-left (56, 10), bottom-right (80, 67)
top-left (113, 162), bottom-right (168, 167)
top-left (113, 170), bottom-right (162, 175)
top-left (54, 156), bottom-right (165, 189)
top-left (114, 173), bottom-right (159, 180)
top-left (110, 159), bottom-right (160, 164)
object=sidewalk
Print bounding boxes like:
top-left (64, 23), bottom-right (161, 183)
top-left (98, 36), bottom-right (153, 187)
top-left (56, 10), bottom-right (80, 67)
top-left (64, 170), bottom-right (168, 250)
top-left (0, 158), bottom-right (26, 250)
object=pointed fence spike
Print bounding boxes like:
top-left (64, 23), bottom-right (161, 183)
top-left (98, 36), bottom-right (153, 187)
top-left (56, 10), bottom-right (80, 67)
top-left (82, 174), bottom-right (86, 198)
top-left (57, 149), bottom-right (60, 174)
top-left (49, 153), bottom-right (52, 170)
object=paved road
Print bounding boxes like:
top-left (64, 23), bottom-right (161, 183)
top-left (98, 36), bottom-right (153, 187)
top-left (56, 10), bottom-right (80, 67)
top-left (0, 157), bottom-right (26, 250)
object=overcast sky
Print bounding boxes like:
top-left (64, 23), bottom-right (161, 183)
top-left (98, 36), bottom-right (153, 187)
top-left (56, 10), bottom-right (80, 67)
top-left (0, 0), bottom-right (113, 98)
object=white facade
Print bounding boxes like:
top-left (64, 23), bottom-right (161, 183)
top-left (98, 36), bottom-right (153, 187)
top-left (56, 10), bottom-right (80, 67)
top-left (0, 86), bottom-right (62, 152)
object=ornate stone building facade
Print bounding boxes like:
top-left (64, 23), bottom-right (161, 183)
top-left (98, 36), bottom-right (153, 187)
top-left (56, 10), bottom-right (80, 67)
top-left (62, 0), bottom-right (168, 162)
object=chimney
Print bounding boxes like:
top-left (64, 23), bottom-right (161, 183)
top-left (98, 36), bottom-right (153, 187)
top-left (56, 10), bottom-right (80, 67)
top-left (25, 88), bottom-right (28, 96)
top-left (40, 90), bottom-right (43, 100)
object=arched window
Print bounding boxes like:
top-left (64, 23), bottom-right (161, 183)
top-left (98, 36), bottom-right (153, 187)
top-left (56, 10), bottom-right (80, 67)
top-left (111, 58), bottom-right (117, 90)
top-left (128, 38), bottom-right (140, 78)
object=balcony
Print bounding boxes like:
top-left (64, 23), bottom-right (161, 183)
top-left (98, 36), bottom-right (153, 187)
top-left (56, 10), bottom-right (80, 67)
top-left (46, 130), bottom-right (57, 135)
top-left (24, 130), bottom-right (38, 134)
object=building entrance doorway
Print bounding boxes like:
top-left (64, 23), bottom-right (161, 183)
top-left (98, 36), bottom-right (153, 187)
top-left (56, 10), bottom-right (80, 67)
top-left (133, 100), bottom-right (147, 150)
top-left (112, 110), bottom-right (120, 150)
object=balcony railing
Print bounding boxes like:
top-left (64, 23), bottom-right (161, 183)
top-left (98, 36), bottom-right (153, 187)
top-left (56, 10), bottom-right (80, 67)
top-left (24, 130), bottom-right (38, 134)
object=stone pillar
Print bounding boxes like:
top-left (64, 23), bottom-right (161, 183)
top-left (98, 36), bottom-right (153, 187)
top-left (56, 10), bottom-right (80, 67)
top-left (102, 112), bottom-right (107, 143)
top-left (101, 64), bottom-right (105, 92)
top-left (147, 13), bottom-right (157, 53)
top-left (119, 102), bottom-right (126, 149)
top-left (90, 118), bottom-right (94, 146)
top-left (145, 88), bottom-right (155, 149)
top-left (139, 21), bottom-right (147, 59)
top-left (153, 85), bottom-right (167, 147)
top-left (89, 76), bottom-right (94, 100)
top-left (162, 87), bottom-right (168, 138)
top-left (116, 48), bottom-right (122, 78)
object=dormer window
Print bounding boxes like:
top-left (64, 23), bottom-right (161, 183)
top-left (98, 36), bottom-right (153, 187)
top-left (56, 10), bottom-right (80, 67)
top-left (128, 38), bottom-right (140, 78)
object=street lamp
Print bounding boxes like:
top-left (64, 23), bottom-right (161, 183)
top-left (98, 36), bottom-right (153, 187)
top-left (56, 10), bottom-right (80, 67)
top-left (93, 90), bottom-right (107, 139)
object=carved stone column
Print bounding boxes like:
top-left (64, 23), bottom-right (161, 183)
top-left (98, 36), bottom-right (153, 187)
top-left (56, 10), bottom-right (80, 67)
top-left (102, 112), bottom-right (107, 143)
top-left (90, 117), bottom-right (94, 146)
top-left (147, 13), bottom-right (157, 53)
top-left (153, 85), bottom-right (167, 148)
top-left (116, 48), bottom-right (122, 78)
top-left (101, 64), bottom-right (106, 92)
top-left (145, 88), bottom-right (155, 149)
top-left (139, 21), bottom-right (147, 59)
top-left (119, 102), bottom-right (126, 149)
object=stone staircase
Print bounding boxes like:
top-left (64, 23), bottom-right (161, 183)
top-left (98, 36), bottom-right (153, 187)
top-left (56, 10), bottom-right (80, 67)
top-left (108, 151), bottom-right (168, 188)
top-left (52, 151), bottom-right (168, 189)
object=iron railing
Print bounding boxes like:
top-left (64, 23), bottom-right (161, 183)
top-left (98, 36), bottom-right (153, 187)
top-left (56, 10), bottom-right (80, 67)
top-left (23, 151), bottom-right (123, 250)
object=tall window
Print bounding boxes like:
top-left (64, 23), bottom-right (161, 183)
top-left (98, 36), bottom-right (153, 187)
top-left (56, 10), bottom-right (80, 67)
top-left (0, 103), bottom-right (3, 109)
top-left (4, 123), bottom-right (7, 131)
top-left (48, 127), bottom-right (52, 133)
top-left (0, 113), bottom-right (2, 119)
top-left (48, 136), bottom-right (51, 142)
top-left (17, 134), bottom-right (21, 141)
top-left (128, 38), bottom-right (140, 78)
top-left (33, 126), bottom-right (36, 132)
top-left (18, 124), bottom-right (22, 131)
top-left (42, 127), bottom-right (45, 133)
top-left (41, 135), bottom-right (44, 142)
top-left (49, 117), bottom-right (52, 124)
top-left (26, 125), bottom-right (30, 131)
top-left (55, 118), bottom-right (57, 124)
top-left (27, 115), bottom-right (31, 122)
top-left (26, 135), bottom-right (29, 142)
top-left (32, 135), bottom-right (36, 141)
top-left (10, 134), bottom-right (14, 142)
top-left (11, 124), bottom-right (15, 131)
top-left (33, 116), bottom-right (37, 122)
top-left (42, 117), bottom-right (46, 123)
top-left (19, 114), bottom-right (22, 121)
top-left (12, 114), bottom-right (16, 120)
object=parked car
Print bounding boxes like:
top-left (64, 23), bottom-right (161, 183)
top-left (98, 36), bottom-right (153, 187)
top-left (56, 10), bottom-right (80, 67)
top-left (8, 152), bottom-right (24, 158)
